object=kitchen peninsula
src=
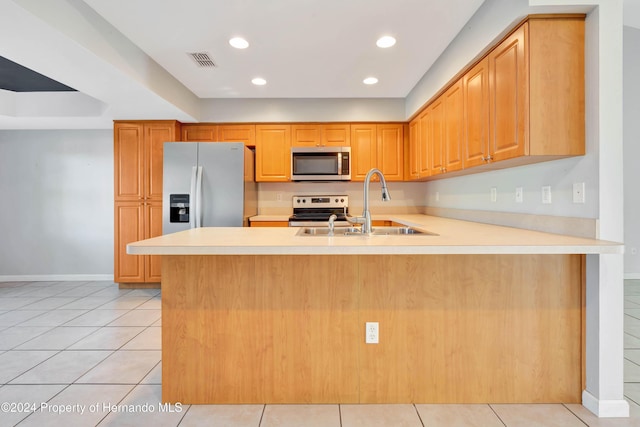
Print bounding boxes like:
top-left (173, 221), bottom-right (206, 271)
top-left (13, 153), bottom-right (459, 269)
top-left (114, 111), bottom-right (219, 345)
top-left (128, 215), bottom-right (622, 405)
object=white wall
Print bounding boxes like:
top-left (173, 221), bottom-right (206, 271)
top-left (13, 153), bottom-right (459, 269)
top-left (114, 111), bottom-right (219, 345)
top-left (624, 26), bottom-right (640, 276)
top-left (0, 130), bottom-right (113, 280)
top-left (199, 98), bottom-right (406, 123)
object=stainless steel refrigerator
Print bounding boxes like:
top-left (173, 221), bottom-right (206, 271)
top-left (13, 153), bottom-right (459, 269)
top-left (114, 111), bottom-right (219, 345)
top-left (162, 142), bottom-right (257, 234)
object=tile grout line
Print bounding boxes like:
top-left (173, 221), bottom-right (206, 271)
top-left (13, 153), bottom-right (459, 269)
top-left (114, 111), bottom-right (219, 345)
top-left (562, 403), bottom-right (591, 426)
top-left (258, 403), bottom-right (266, 427)
top-left (488, 404), bottom-right (508, 427)
top-left (412, 403), bottom-right (425, 427)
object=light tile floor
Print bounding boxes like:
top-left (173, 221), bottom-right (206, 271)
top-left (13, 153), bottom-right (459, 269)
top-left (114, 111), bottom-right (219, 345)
top-left (0, 279), bottom-right (639, 426)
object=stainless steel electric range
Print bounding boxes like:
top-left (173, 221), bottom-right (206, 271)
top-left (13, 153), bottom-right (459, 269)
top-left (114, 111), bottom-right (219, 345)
top-left (288, 195), bottom-right (350, 227)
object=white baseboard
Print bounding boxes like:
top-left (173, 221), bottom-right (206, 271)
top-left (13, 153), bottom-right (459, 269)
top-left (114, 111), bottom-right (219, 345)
top-left (0, 274), bottom-right (114, 282)
top-left (582, 390), bottom-right (630, 417)
top-left (625, 273), bottom-right (640, 280)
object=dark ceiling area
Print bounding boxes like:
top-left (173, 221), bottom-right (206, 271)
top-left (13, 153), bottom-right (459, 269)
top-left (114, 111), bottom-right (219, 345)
top-left (0, 56), bottom-right (76, 92)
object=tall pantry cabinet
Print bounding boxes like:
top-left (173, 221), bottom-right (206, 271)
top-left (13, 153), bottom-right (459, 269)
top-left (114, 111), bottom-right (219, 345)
top-left (113, 121), bottom-right (181, 285)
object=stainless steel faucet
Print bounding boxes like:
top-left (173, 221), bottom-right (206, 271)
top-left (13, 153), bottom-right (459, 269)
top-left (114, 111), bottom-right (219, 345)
top-left (328, 214), bottom-right (337, 236)
top-left (345, 168), bottom-right (391, 234)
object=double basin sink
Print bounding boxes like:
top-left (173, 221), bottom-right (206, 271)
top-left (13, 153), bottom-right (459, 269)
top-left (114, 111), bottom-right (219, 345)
top-left (296, 226), bottom-right (437, 237)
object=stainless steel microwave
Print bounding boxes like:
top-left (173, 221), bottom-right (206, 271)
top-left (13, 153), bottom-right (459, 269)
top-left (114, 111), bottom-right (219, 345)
top-left (291, 147), bottom-right (351, 181)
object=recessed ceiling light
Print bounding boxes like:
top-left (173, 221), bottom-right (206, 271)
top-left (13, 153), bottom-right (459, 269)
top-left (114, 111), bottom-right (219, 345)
top-left (363, 77), bottom-right (378, 85)
top-left (376, 36), bottom-right (396, 48)
top-left (252, 77), bottom-right (267, 86)
top-left (229, 37), bottom-right (249, 49)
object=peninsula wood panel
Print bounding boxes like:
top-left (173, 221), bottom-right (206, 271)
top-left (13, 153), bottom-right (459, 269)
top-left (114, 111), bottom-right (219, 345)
top-left (161, 253), bottom-right (583, 404)
top-left (358, 254), bottom-right (583, 403)
top-left (161, 255), bottom-right (360, 404)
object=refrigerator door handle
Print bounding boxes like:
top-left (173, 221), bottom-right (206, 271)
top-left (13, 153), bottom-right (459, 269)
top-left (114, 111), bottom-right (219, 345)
top-left (195, 166), bottom-right (203, 228)
top-left (189, 166), bottom-right (198, 229)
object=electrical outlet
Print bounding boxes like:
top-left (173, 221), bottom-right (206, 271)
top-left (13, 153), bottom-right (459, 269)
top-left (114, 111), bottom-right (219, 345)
top-left (573, 183), bottom-right (585, 204)
top-left (435, 191), bottom-right (440, 202)
top-left (542, 186), bottom-right (552, 204)
top-left (365, 322), bottom-right (379, 344)
top-left (515, 187), bottom-right (523, 203)
top-left (490, 187), bottom-right (497, 202)
top-left (276, 192), bottom-right (283, 202)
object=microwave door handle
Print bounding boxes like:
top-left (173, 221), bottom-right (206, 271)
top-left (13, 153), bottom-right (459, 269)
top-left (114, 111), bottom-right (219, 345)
top-left (337, 153), bottom-right (343, 175)
top-left (189, 166), bottom-right (197, 229)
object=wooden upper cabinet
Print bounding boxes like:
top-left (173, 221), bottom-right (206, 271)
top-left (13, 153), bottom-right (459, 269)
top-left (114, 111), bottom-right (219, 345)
top-left (351, 124), bottom-right (377, 180)
top-left (351, 124), bottom-right (403, 181)
top-left (114, 121), bottom-right (180, 201)
top-left (182, 125), bottom-right (218, 142)
top-left (409, 16), bottom-right (584, 180)
top-left (291, 124), bottom-right (321, 147)
top-left (488, 22), bottom-right (528, 162)
top-left (418, 109), bottom-right (430, 178)
top-left (528, 17), bottom-right (584, 156)
top-left (322, 124), bottom-right (350, 146)
top-left (463, 57), bottom-right (490, 169)
top-left (408, 119), bottom-right (420, 180)
top-left (377, 124), bottom-right (404, 181)
top-left (255, 124), bottom-right (291, 182)
top-left (218, 124), bottom-right (256, 147)
top-left (146, 125), bottom-right (177, 200)
top-left (291, 123), bottom-right (350, 147)
top-left (429, 98), bottom-right (445, 176)
top-left (114, 123), bottom-right (144, 200)
top-left (443, 80), bottom-right (464, 173)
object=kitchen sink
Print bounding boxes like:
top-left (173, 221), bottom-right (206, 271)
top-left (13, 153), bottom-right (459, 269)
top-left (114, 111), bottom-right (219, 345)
top-left (296, 227), bottom-right (361, 236)
top-left (295, 226), bottom-right (437, 236)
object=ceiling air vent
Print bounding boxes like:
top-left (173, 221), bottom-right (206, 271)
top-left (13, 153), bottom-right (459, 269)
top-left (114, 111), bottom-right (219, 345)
top-left (188, 52), bottom-right (217, 68)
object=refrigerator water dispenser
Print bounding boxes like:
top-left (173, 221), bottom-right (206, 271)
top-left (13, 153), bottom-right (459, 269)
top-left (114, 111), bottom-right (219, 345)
top-left (169, 194), bottom-right (190, 223)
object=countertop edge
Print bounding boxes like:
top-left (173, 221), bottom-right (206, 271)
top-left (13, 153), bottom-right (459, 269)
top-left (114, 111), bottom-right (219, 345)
top-left (128, 214), bottom-right (623, 256)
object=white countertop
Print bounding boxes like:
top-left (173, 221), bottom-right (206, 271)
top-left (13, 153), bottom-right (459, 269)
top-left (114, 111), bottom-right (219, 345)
top-left (127, 214), bottom-right (623, 255)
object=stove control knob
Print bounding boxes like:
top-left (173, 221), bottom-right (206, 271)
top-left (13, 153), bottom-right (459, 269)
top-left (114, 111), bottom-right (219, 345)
top-left (335, 198), bottom-right (339, 203)
top-left (302, 199), bottom-right (306, 203)
top-left (340, 198), bottom-right (345, 203)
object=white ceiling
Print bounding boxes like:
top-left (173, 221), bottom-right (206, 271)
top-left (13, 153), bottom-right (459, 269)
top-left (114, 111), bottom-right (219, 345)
top-left (81, 0), bottom-right (485, 99)
top-left (0, 0), bottom-right (638, 129)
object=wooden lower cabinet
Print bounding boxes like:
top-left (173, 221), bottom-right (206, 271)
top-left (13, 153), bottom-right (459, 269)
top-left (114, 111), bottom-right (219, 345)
top-left (249, 221), bottom-right (290, 227)
top-left (114, 201), bottom-right (162, 283)
top-left (161, 253), bottom-right (583, 404)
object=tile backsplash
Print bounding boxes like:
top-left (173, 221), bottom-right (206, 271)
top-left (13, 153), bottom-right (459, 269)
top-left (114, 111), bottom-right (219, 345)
top-left (258, 181), bottom-right (428, 215)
